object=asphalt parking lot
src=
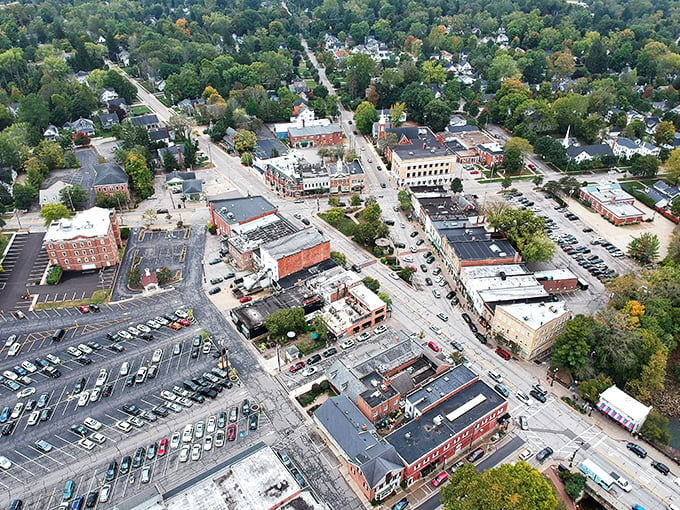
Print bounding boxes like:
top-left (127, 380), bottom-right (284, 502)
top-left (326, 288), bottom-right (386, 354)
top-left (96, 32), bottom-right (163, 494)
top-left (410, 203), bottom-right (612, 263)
top-left (0, 300), bottom-right (266, 509)
top-left (0, 233), bottom-right (46, 314)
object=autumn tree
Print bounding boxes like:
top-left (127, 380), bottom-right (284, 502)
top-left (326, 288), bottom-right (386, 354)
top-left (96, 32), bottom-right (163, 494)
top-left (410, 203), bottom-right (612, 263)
top-left (234, 129), bottom-right (257, 152)
top-left (664, 148), bottom-right (680, 185)
top-left (125, 152), bottom-right (154, 199)
top-left (627, 233), bottom-right (660, 264)
top-left (655, 121), bottom-right (675, 146)
top-left (389, 102), bottom-right (406, 127)
top-left (40, 203), bottom-right (71, 226)
top-left (441, 461), bottom-right (557, 510)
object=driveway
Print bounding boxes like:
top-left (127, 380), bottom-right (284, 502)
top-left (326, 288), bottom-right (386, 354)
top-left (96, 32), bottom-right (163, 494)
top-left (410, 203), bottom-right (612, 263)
top-left (0, 233), bottom-right (44, 313)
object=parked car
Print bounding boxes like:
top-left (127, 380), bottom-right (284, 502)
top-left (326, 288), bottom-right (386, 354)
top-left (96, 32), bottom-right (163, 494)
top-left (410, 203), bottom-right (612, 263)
top-left (536, 447), bottom-right (554, 462)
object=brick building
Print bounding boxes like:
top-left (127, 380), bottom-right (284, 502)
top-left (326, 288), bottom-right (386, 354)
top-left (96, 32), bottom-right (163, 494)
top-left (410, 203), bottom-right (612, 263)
top-left (44, 207), bottom-right (122, 271)
top-left (208, 196), bottom-right (278, 237)
top-left (578, 182), bottom-right (644, 225)
top-left (259, 228), bottom-right (330, 281)
top-left (93, 162), bottom-right (130, 199)
top-left (288, 124), bottom-right (344, 148)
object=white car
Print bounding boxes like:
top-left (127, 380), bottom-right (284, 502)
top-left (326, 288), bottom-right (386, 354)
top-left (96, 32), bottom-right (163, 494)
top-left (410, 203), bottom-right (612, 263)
top-left (516, 391), bottom-right (532, 406)
top-left (207, 416), bottom-right (217, 434)
top-left (10, 403), bottom-right (23, 419)
top-left (77, 344), bottom-right (93, 355)
top-left (2, 370), bottom-right (17, 381)
top-left (117, 330), bottom-right (132, 340)
top-left (303, 367), bottom-right (317, 377)
top-left (127, 326), bottom-right (140, 337)
top-left (340, 339), bottom-right (355, 350)
top-left (182, 424), bottom-right (194, 443)
top-left (167, 402), bottom-right (183, 413)
top-left (179, 445), bottom-right (190, 463)
top-left (84, 417), bottom-right (103, 431)
top-left (215, 431), bottom-right (225, 448)
top-left (89, 432), bottom-right (106, 444)
top-left (170, 432), bottom-right (181, 449)
top-left (99, 484), bottom-right (112, 503)
top-left (160, 390), bottom-right (177, 401)
top-left (154, 316), bottom-right (169, 325)
top-left (89, 388), bottom-right (101, 402)
top-left (175, 309), bottom-right (188, 319)
top-left (66, 346), bottom-right (82, 357)
top-left (519, 448), bottom-right (533, 461)
top-left (77, 392), bottom-right (89, 407)
top-left (78, 438), bottom-right (96, 450)
top-left (17, 387), bottom-right (36, 399)
top-left (389, 272), bottom-right (400, 280)
top-left (432, 289), bottom-right (441, 298)
top-left (95, 369), bottom-right (108, 387)
top-left (20, 361), bottom-right (38, 373)
top-left (146, 320), bottom-right (161, 329)
top-left (116, 421), bottom-right (132, 433)
top-left (137, 324), bottom-right (151, 333)
top-left (177, 397), bottom-right (193, 408)
top-left (374, 325), bottom-right (387, 335)
top-left (45, 354), bottom-right (61, 365)
top-left (191, 443), bottom-right (202, 461)
top-left (119, 362), bottom-right (130, 377)
top-left (27, 411), bottom-right (40, 426)
top-left (204, 435), bottom-right (213, 451)
top-left (403, 256), bottom-right (414, 263)
top-left (152, 349), bottom-right (163, 363)
top-left (429, 325), bottom-right (442, 335)
top-left (130, 416), bottom-right (145, 428)
top-left (357, 331), bottom-right (371, 342)
top-left (0, 456), bottom-right (12, 470)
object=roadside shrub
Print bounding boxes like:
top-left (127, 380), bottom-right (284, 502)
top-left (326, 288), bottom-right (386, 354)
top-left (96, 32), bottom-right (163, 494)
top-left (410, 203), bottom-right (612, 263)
top-left (46, 265), bottom-right (62, 285)
top-left (120, 227), bottom-right (130, 240)
top-left (127, 267), bottom-right (141, 288)
top-left (207, 222), bottom-right (217, 235)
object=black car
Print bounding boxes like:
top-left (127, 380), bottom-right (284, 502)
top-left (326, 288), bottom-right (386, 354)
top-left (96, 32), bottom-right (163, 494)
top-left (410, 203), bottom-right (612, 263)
top-left (1, 422), bottom-right (16, 436)
top-left (536, 447), bottom-right (554, 462)
top-left (102, 384), bottom-right (113, 398)
top-left (108, 343), bottom-right (124, 353)
top-left (153, 406), bottom-right (169, 418)
top-left (121, 403), bottom-right (141, 416)
top-left (189, 393), bottom-right (205, 403)
top-left (450, 341), bottom-right (464, 352)
top-left (198, 387), bottom-right (217, 399)
top-left (420, 264), bottom-right (428, 272)
top-left (88, 304), bottom-right (101, 313)
top-left (87, 342), bottom-right (102, 350)
top-left (307, 354), bottom-right (322, 365)
top-left (191, 346), bottom-right (200, 358)
top-left (132, 448), bottom-right (144, 468)
top-left (70, 424), bottom-right (89, 437)
top-left (208, 287), bottom-right (221, 295)
top-left (468, 322), bottom-right (478, 333)
top-left (140, 333), bottom-right (153, 341)
top-left (323, 348), bottom-right (337, 358)
top-left (409, 231), bottom-right (418, 238)
top-left (474, 332), bottom-right (487, 344)
top-left (446, 291), bottom-right (456, 300)
top-left (125, 375), bottom-right (135, 387)
top-left (120, 456), bottom-right (132, 474)
top-left (425, 277), bottom-right (433, 286)
top-left (651, 460), bottom-right (670, 475)
top-left (74, 356), bottom-right (92, 365)
top-left (224, 273), bottom-right (235, 279)
top-left (461, 313), bottom-right (472, 324)
top-left (105, 461), bottom-right (118, 482)
top-left (39, 407), bottom-right (52, 421)
top-left (529, 389), bottom-right (547, 403)
top-left (395, 242), bottom-right (406, 249)
top-left (242, 399), bottom-right (251, 416)
top-left (249, 413), bottom-right (259, 430)
top-left (73, 378), bottom-right (86, 394)
top-left (415, 239), bottom-right (425, 246)
top-left (626, 442), bottom-right (647, 458)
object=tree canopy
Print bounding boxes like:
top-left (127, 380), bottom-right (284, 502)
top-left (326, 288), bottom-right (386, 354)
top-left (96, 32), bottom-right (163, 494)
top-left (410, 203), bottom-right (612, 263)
top-left (486, 207), bottom-right (555, 262)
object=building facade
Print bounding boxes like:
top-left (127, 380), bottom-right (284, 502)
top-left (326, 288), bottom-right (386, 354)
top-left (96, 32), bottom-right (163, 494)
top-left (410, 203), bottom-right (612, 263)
top-left (208, 196), bottom-right (278, 237)
top-left (44, 207), bottom-right (122, 271)
top-left (578, 182), bottom-right (644, 225)
top-left (288, 124), bottom-right (344, 147)
top-left (93, 162), bottom-right (131, 199)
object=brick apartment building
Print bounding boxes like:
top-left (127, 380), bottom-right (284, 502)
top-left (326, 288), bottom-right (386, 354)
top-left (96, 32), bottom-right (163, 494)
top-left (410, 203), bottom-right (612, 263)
top-left (44, 207), bottom-right (122, 271)
top-left (208, 196), bottom-right (278, 237)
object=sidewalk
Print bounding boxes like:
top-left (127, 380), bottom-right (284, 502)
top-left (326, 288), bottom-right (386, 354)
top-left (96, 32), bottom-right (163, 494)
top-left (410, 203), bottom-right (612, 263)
top-left (545, 466), bottom-right (577, 510)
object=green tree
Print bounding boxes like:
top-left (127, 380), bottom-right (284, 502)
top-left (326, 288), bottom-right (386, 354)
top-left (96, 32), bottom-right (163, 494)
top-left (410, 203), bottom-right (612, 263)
top-left (390, 102), bottom-right (406, 127)
top-left (578, 375), bottom-right (613, 403)
top-left (125, 152), bottom-right (154, 199)
top-left (450, 178), bottom-right (463, 193)
top-left (501, 174), bottom-right (513, 189)
top-left (362, 276), bottom-right (380, 293)
top-left (584, 37), bottom-right (608, 74)
top-left (234, 129), bottom-right (257, 152)
top-left (345, 53), bottom-right (376, 100)
top-left (127, 267), bottom-right (141, 288)
top-left (18, 93), bottom-right (50, 130)
top-left (312, 315), bottom-right (328, 343)
top-left (350, 194), bottom-right (361, 207)
top-left (441, 461), bottom-right (557, 510)
top-left (424, 99), bottom-right (451, 133)
top-left (162, 150), bottom-right (180, 172)
top-left (563, 473), bottom-right (586, 501)
top-left (552, 315), bottom-right (596, 373)
top-left (377, 292), bottom-right (392, 305)
top-left (59, 184), bottom-right (88, 210)
top-left (156, 267), bottom-right (173, 286)
top-left (664, 148), bottom-right (680, 185)
top-left (421, 61), bottom-right (447, 85)
top-left (362, 203), bottom-right (382, 223)
top-left (630, 155), bottom-right (660, 178)
top-left (655, 121), bottom-right (675, 146)
top-left (352, 221), bottom-right (387, 246)
top-left (354, 101), bottom-right (378, 134)
top-left (240, 152), bottom-right (254, 166)
top-left (626, 345), bottom-right (668, 403)
top-left (397, 190), bottom-right (412, 210)
top-left (40, 203), bottom-right (71, 226)
top-left (640, 410), bottom-right (671, 444)
top-left (324, 207), bottom-right (346, 225)
top-left (487, 207), bottom-right (555, 262)
top-left (12, 183), bottom-right (37, 210)
top-left (627, 233), bottom-right (660, 264)
top-left (34, 141), bottom-right (64, 171)
top-left (264, 307), bottom-right (306, 339)
top-left (398, 266), bottom-right (415, 282)
top-left (330, 250), bottom-right (347, 268)
top-left (142, 209), bottom-right (157, 228)
top-left (503, 146), bottom-right (524, 174)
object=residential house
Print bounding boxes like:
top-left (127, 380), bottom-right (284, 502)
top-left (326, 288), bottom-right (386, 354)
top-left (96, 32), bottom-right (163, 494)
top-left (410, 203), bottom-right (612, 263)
top-left (643, 180), bottom-right (680, 209)
top-left (39, 180), bottom-right (69, 206)
top-left (182, 179), bottom-right (203, 201)
top-left (100, 88), bottom-right (119, 104)
top-left (73, 71), bottom-right (90, 85)
top-left (157, 145), bottom-right (185, 169)
top-left (64, 118), bottom-right (95, 136)
top-left (128, 114), bottom-right (161, 130)
top-left (165, 171), bottom-right (196, 192)
top-left (93, 162), bottom-right (130, 199)
top-left (149, 127), bottom-right (172, 144)
top-left (98, 113), bottom-right (120, 130)
top-left (566, 144), bottom-right (614, 163)
top-left (43, 125), bottom-right (60, 142)
top-left (107, 98), bottom-right (130, 115)
top-left (116, 50), bottom-right (130, 66)
top-left (289, 78), bottom-right (309, 95)
top-left (611, 136), bottom-right (660, 158)
top-left (43, 207), bottom-right (123, 271)
top-left (578, 181), bottom-right (645, 225)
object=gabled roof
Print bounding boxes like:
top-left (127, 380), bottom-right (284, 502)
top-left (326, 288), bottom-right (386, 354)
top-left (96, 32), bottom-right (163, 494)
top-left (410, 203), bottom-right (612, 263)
top-left (182, 179), bottom-right (202, 195)
top-left (93, 162), bottom-right (128, 186)
top-left (129, 113), bottom-right (159, 126)
top-left (165, 171), bottom-right (195, 183)
top-left (566, 144), bottom-right (613, 158)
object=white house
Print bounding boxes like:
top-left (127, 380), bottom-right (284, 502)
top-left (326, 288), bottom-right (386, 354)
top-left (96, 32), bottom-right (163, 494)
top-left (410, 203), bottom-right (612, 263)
top-left (39, 180), bottom-right (69, 206)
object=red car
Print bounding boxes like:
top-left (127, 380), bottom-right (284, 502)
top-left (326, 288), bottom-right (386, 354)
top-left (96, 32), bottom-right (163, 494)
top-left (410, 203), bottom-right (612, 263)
top-left (432, 472), bottom-right (449, 487)
top-left (427, 341), bottom-right (440, 352)
top-left (177, 318), bottom-right (190, 326)
top-left (528, 163), bottom-right (536, 170)
top-left (239, 296), bottom-right (252, 303)
top-left (289, 361), bottom-right (305, 372)
top-left (495, 348), bottom-right (511, 360)
top-left (77, 306), bottom-right (90, 314)
top-left (227, 424), bottom-right (236, 441)
top-left (157, 438), bottom-right (168, 456)
top-left (168, 322), bottom-right (182, 330)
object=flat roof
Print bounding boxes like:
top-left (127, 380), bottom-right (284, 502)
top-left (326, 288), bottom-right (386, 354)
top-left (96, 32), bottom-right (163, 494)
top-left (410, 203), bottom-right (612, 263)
top-left (386, 379), bottom-right (505, 464)
top-left (288, 123), bottom-right (342, 137)
top-left (44, 207), bottom-right (113, 242)
top-left (276, 258), bottom-right (339, 289)
top-left (598, 385), bottom-right (652, 422)
top-left (232, 285), bottom-right (315, 329)
top-left (210, 196), bottom-right (277, 225)
top-left (533, 269), bottom-right (577, 281)
top-left (418, 197), bottom-right (475, 221)
top-left (452, 239), bottom-right (517, 261)
top-left (359, 371), bottom-right (398, 408)
top-left (438, 226), bottom-right (488, 242)
top-left (229, 215), bottom-right (299, 253)
top-left (261, 227), bottom-right (328, 261)
top-left (351, 284), bottom-right (384, 311)
top-left (406, 365), bottom-right (477, 414)
top-left (462, 264), bottom-right (529, 280)
top-left (496, 301), bottom-right (571, 330)
top-left (389, 126), bottom-right (455, 160)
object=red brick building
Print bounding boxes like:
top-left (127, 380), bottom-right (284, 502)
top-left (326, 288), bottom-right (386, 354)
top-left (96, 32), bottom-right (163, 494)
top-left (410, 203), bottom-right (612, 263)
top-left (259, 228), bottom-right (330, 280)
top-left (288, 124), bottom-right (344, 148)
top-left (93, 162), bottom-right (130, 200)
top-left (44, 207), bottom-right (122, 271)
top-left (578, 182), bottom-right (644, 225)
top-left (208, 196), bottom-right (278, 236)
top-left (477, 142), bottom-right (505, 167)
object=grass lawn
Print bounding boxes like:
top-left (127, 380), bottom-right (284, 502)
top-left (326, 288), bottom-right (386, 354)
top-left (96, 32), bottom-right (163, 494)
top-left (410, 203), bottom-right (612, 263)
top-left (131, 105), bottom-right (152, 115)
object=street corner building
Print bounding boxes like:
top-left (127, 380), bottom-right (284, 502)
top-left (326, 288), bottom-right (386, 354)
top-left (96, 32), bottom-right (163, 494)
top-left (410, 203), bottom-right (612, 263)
top-left (43, 207), bottom-right (123, 271)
